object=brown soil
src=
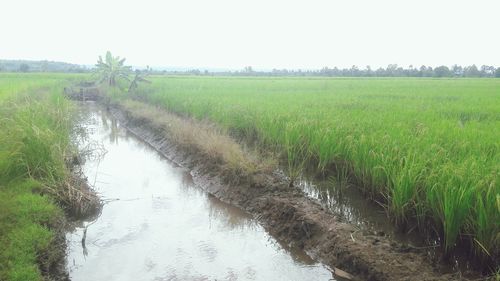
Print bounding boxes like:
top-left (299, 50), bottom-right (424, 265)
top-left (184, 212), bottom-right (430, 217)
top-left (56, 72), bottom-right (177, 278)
top-left (110, 102), bottom-right (476, 281)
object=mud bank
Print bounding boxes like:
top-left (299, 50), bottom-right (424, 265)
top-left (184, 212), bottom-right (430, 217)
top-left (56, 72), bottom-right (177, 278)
top-left (41, 108), bottom-right (102, 281)
top-left (109, 101), bottom-right (474, 281)
top-left (39, 172), bottom-right (101, 281)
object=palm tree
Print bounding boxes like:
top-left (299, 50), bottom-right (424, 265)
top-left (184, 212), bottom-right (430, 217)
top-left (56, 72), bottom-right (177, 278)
top-left (95, 51), bottom-right (131, 86)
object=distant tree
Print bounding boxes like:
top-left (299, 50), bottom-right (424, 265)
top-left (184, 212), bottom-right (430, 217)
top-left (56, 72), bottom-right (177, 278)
top-left (350, 65), bottom-right (360, 76)
top-left (397, 66), bottom-right (407, 76)
top-left (419, 65), bottom-right (435, 77)
top-left (244, 66), bottom-right (254, 73)
top-left (408, 65), bottom-right (418, 77)
top-left (495, 67), bottom-right (500, 78)
top-left (365, 65), bottom-right (373, 77)
top-left (95, 51), bottom-right (131, 86)
top-left (320, 67), bottom-right (330, 76)
top-left (189, 69), bottom-right (201, 75)
top-left (452, 65), bottom-right (463, 77)
top-left (40, 60), bottom-right (49, 72)
top-left (148, 63), bottom-right (497, 78)
top-left (375, 67), bottom-right (386, 77)
top-left (480, 65), bottom-right (495, 77)
top-left (386, 64), bottom-right (398, 76)
top-left (427, 66), bottom-right (435, 77)
top-left (464, 65), bottom-right (480, 77)
top-left (19, 63), bottom-right (30, 72)
top-left (417, 65), bottom-right (425, 77)
top-left (434, 66), bottom-right (452, 77)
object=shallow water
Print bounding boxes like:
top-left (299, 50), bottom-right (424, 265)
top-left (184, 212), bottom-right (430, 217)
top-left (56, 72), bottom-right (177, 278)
top-left (66, 105), bottom-right (334, 281)
top-left (299, 175), bottom-right (424, 245)
top-left (300, 176), bottom-right (482, 273)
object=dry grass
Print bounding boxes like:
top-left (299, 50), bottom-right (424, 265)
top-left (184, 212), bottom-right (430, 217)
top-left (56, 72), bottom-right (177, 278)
top-left (120, 99), bottom-right (275, 183)
top-left (43, 175), bottom-right (101, 219)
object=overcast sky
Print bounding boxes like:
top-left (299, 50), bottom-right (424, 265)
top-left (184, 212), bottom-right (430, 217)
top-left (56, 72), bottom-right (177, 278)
top-left (1, 0), bottom-right (499, 70)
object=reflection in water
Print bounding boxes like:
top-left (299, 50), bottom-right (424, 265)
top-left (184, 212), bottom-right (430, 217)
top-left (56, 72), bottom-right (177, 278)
top-left (300, 180), bottom-right (365, 225)
top-left (100, 111), bottom-right (125, 144)
top-left (299, 175), bottom-right (426, 246)
top-left (207, 194), bottom-right (258, 231)
top-left (67, 104), bottom-right (334, 281)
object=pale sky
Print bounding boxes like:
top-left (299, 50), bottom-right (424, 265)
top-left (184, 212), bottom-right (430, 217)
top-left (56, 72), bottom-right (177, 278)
top-left (1, 0), bottom-right (499, 70)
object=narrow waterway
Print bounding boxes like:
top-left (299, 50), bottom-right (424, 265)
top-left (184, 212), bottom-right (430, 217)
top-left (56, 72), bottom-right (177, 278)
top-left (66, 104), bottom-right (334, 281)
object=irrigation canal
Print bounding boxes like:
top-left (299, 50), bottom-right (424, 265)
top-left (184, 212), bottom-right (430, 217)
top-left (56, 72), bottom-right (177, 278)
top-left (66, 103), bottom-right (334, 281)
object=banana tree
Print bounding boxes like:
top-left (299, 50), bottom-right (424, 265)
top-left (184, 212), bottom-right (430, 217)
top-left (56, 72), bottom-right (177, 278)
top-left (95, 51), bottom-right (131, 86)
top-left (128, 67), bottom-right (151, 92)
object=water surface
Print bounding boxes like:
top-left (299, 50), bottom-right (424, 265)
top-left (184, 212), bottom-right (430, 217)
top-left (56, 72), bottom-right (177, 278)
top-left (66, 105), bottom-right (334, 281)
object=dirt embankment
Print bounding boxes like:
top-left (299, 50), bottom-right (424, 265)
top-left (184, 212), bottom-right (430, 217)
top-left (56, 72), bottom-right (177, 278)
top-left (42, 174), bottom-right (101, 281)
top-left (109, 100), bottom-right (473, 281)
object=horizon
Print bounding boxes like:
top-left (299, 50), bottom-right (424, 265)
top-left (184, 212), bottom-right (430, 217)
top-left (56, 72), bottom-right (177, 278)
top-left (1, 58), bottom-right (498, 73)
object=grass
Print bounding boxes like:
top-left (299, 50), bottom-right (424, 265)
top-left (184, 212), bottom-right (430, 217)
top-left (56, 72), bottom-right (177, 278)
top-left (0, 73), bottom-right (83, 280)
top-left (120, 99), bottom-right (269, 182)
top-left (130, 76), bottom-right (499, 260)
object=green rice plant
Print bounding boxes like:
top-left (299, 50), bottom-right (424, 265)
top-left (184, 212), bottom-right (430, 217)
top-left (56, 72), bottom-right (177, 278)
top-left (284, 124), bottom-right (310, 187)
top-left (127, 76), bottom-right (499, 260)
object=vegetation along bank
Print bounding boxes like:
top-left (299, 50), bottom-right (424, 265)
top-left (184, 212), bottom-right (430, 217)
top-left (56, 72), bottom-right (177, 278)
top-left (0, 73), bottom-right (99, 281)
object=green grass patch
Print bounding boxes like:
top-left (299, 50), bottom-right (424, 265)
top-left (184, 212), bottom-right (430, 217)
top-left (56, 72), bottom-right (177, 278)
top-left (0, 180), bottom-right (61, 281)
top-left (0, 73), bottom-right (83, 280)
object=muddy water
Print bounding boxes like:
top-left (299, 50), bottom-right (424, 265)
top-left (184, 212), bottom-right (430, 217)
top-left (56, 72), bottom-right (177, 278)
top-left (300, 178), bottom-right (475, 272)
top-left (300, 178), bottom-right (426, 245)
top-left (66, 105), bottom-right (334, 281)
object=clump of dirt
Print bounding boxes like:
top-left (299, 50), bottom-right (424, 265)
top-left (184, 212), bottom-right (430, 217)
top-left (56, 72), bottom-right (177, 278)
top-left (110, 101), bottom-right (479, 281)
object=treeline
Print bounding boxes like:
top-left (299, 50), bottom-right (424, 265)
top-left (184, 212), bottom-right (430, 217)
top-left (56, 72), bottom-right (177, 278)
top-left (0, 60), bottom-right (88, 73)
top-left (162, 64), bottom-right (500, 78)
top-left (1, 59), bottom-right (499, 77)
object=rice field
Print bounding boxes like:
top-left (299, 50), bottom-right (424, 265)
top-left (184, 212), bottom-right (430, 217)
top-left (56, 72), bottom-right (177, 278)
top-left (1, 73), bottom-right (498, 273)
top-left (133, 76), bottom-right (500, 258)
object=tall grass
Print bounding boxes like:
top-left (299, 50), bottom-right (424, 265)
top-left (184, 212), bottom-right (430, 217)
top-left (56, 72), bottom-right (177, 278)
top-left (0, 73), bottom-right (83, 280)
top-left (132, 76), bottom-right (499, 260)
